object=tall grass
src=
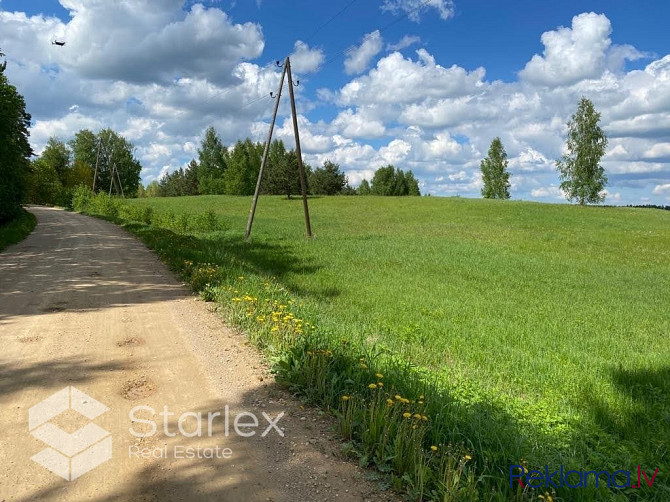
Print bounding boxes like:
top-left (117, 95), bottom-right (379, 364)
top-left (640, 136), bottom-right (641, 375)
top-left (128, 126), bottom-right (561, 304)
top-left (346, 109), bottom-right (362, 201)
top-left (0, 208), bottom-right (36, 252)
top-left (78, 191), bottom-right (670, 501)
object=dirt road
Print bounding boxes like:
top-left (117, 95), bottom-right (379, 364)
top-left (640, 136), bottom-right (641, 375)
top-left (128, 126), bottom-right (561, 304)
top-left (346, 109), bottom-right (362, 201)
top-left (0, 207), bottom-right (392, 501)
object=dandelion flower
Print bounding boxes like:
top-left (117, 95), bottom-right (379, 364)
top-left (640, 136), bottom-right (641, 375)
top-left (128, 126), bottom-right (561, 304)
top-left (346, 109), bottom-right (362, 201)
top-left (464, 455), bottom-right (472, 461)
top-left (403, 412), bottom-right (411, 419)
top-left (368, 383), bottom-right (377, 390)
top-left (413, 413), bottom-right (422, 420)
top-left (419, 395), bottom-right (424, 400)
top-left (375, 373), bottom-right (383, 379)
top-left (430, 445), bottom-right (438, 452)
top-left (386, 399), bottom-right (394, 406)
top-left (377, 382), bottom-right (383, 387)
top-left (395, 395), bottom-right (402, 401)
top-left (360, 363), bottom-right (368, 369)
top-left (341, 395), bottom-right (350, 401)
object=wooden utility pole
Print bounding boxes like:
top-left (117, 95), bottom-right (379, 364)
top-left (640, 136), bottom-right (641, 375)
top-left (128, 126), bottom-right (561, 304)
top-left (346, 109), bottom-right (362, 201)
top-left (92, 140), bottom-right (102, 191)
top-left (245, 56), bottom-right (313, 241)
top-left (285, 58), bottom-right (313, 238)
top-left (245, 59), bottom-right (288, 241)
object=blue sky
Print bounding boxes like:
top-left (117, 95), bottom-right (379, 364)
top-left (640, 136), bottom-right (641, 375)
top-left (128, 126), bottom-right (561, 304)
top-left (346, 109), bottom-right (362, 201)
top-left (1, 0), bottom-right (669, 203)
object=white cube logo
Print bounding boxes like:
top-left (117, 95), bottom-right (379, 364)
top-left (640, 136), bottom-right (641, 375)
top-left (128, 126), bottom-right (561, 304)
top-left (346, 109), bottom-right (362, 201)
top-left (29, 387), bottom-right (112, 480)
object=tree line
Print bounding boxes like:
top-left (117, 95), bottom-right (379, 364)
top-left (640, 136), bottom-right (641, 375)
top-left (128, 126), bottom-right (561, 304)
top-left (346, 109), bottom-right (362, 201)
top-left (27, 130), bottom-right (142, 206)
top-left (480, 97), bottom-right (609, 205)
top-left (0, 49), bottom-right (32, 223)
top-left (145, 126), bottom-right (421, 198)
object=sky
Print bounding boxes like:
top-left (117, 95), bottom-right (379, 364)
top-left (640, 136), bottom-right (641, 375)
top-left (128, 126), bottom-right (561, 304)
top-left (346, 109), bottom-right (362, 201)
top-left (1, 0), bottom-right (669, 204)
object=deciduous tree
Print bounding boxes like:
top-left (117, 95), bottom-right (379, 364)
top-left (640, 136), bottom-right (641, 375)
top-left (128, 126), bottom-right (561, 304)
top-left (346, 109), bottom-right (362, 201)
top-left (557, 97), bottom-right (608, 205)
top-left (480, 137), bottom-right (511, 199)
top-left (0, 49), bottom-right (33, 222)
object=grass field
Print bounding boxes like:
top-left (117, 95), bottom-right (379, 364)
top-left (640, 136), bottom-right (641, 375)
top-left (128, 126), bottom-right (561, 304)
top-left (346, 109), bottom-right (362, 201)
top-left (99, 194), bottom-right (669, 500)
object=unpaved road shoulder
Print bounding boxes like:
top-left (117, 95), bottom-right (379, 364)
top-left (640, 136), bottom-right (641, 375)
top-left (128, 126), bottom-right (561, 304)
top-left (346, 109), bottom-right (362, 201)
top-left (0, 207), bottom-right (395, 502)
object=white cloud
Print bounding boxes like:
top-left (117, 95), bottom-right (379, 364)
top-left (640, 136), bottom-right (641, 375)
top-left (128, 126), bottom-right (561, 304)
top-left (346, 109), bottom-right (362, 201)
top-left (335, 50), bottom-right (485, 105)
top-left (332, 109), bottom-right (386, 138)
top-left (56, 3), bottom-right (263, 85)
top-left (652, 184), bottom-right (670, 196)
top-left (601, 190), bottom-right (622, 202)
top-left (644, 143), bottom-right (670, 160)
top-left (520, 12), bottom-right (615, 86)
top-left (387, 35), bottom-right (421, 51)
top-left (381, 0), bottom-right (454, 22)
top-left (344, 31), bottom-right (383, 75)
top-left (289, 41), bottom-right (324, 74)
top-left (531, 186), bottom-right (564, 199)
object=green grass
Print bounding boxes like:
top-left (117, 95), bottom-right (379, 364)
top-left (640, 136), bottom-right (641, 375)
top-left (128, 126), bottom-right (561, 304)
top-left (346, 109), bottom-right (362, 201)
top-left (0, 208), bottom-right (37, 252)
top-left (91, 194), bottom-right (669, 500)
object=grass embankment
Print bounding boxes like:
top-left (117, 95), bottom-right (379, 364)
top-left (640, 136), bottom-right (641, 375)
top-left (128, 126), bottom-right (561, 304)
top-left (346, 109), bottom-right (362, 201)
top-left (0, 208), bottom-right (37, 252)
top-left (77, 190), bottom-right (670, 501)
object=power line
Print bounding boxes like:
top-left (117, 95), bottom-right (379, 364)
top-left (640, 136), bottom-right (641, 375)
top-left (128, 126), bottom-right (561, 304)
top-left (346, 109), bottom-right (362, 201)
top-left (318, 0), bottom-right (435, 70)
top-left (301, 0), bottom-right (360, 46)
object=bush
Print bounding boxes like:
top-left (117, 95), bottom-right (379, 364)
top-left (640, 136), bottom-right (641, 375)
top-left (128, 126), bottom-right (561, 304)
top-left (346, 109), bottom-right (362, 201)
top-left (71, 185), bottom-right (94, 212)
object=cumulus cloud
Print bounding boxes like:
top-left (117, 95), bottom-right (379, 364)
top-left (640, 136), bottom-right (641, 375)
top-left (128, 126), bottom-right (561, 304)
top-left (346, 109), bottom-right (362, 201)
top-left (520, 13), bottom-right (612, 86)
top-left (381, 0), bottom-right (454, 22)
top-left (55, 2), bottom-right (263, 85)
top-left (332, 109), bottom-right (386, 138)
top-left (335, 49), bottom-right (485, 105)
top-left (290, 41), bottom-right (325, 74)
top-left (530, 186), bottom-right (564, 199)
top-left (344, 31), bottom-right (383, 75)
top-left (519, 12), bottom-right (649, 87)
top-left (652, 184), bottom-right (670, 196)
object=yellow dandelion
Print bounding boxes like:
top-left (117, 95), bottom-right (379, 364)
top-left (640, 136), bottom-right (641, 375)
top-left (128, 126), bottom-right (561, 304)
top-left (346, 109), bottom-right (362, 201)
top-left (341, 395), bottom-right (350, 401)
top-left (430, 445), bottom-right (438, 452)
top-left (270, 326), bottom-right (279, 332)
top-left (368, 383), bottom-right (377, 390)
top-left (386, 399), bottom-right (394, 406)
top-left (413, 413), bottom-right (422, 420)
top-left (421, 415), bottom-right (428, 421)
top-left (375, 373), bottom-right (383, 379)
top-left (377, 382), bottom-right (384, 387)
top-left (419, 395), bottom-right (424, 400)
top-left (403, 412), bottom-right (411, 419)
top-left (360, 363), bottom-right (368, 369)
top-left (464, 455), bottom-right (472, 461)
top-left (395, 394), bottom-right (403, 401)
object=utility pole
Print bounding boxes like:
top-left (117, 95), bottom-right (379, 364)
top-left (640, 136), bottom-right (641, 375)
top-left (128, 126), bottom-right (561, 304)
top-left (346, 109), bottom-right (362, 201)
top-left (92, 140), bottom-right (102, 191)
top-left (245, 59), bottom-right (288, 241)
top-left (286, 57), bottom-right (313, 238)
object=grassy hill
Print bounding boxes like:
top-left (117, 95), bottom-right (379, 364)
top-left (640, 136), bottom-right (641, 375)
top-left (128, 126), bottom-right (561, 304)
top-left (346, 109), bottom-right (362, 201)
top-left (118, 195), bottom-right (669, 500)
